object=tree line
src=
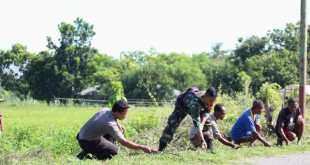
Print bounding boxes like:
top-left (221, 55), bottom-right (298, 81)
top-left (0, 18), bottom-right (308, 103)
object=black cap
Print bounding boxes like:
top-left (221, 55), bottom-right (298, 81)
top-left (206, 87), bottom-right (217, 98)
top-left (112, 100), bottom-right (130, 112)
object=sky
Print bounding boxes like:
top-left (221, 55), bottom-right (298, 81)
top-left (0, 0), bottom-right (305, 57)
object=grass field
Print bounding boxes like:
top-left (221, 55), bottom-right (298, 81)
top-left (0, 100), bottom-right (310, 165)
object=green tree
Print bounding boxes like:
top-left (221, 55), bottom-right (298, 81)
top-left (230, 36), bottom-right (270, 66)
top-left (211, 43), bottom-right (227, 58)
top-left (89, 53), bottom-right (122, 101)
top-left (159, 53), bottom-right (206, 90)
top-left (0, 44), bottom-right (33, 99)
top-left (237, 71), bottom-right (252, 95)
top-left (136, 56), bottom-right (174, 103)
top-left (24, 51), bottom-right (60, 102)
top-left (46, 17), bottom-right (96, 99)
top-left (257, 82), bottom-right (282, 112)
top-left (257, 82), bottom-right (282, 127)
top-left (245, 50), bottom-right (298, 93)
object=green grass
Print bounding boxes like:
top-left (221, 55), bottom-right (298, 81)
top-left (0, 102), bottom-right (310, 165)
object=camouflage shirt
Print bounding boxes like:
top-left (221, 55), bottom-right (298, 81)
top-left (181, 92), bottom-right (208, 130)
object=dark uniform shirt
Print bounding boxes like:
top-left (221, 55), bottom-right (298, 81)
top-left (275, 108), bottom-right (301, 131)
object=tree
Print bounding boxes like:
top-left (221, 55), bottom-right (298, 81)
top-left (24, 51), bottom-right (60, 102)
top-left (0, 44), bottom-right (33, 99)
top-left (46, 17), bottom-right (97, 99)
top-left (89, 53), bottom-right (122, 101)
top-left (245, 50), bottom-right (298, 93)
top-left (267, 23), bottom-right (299, 52)
top-left (206, 62), bottom-right (244, 95)
top-left (230, 36), bottom-right (270, 66)
top-left (237, 71), bottom-right (252, 96)
top-left (257, 82), bottom-right (282, 129)
top-left (135, 56), bottom-right (175, 102)
top-left (106, 81), bottom-right (126, 107)
top-left (211, 43), bottom-right (227, 58)
top-left (159, 53), bottom-right (206, 90)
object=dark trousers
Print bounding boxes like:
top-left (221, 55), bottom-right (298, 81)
top-left (77, 134), bottom-right (118, 160)
top-left (159, 103), bottom-right (188, 151)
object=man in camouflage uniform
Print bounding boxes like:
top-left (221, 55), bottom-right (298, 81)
top-left (158, 87), bottom-right (217, 151)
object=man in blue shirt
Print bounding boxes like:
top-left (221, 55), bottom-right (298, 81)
top-left (230, 100), bottom-right (271, 147)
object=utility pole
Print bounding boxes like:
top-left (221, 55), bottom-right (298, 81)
top-left (299, 0), bottom-right (307, 119)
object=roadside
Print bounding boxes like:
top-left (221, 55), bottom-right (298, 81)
top-left (242, 151), bottom-right (310, 165)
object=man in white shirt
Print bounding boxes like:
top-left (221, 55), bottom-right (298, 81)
top-left (189, 104), bottom-right (239, 150)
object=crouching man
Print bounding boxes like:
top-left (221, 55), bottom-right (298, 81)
top-left (76, 100), bottom-right (157, 160)
top-left (275, 98), bottom-right (304, 145)
top-left (189, 104), bottom-right (239, 150)
top-left (230, 100), bottom-right (271, 147)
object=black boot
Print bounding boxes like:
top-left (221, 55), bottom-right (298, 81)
top-left (77, 150), bottom-right (92, 160)
top-left (158, 141), bottom-right (167, 152)
top-left (206, 139), bottom-right (214, 152)
top-left (276, 138), bottom-right (283, 146)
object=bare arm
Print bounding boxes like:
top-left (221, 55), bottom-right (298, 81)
top-left (217, 135), bottom-right (238, 148)
top-left (118, 138), bottom-right (157, 153)
top-left (278, 127), bottom-right (289, 145)
top-left (196, 115), bottom-right (208, 148)
top-left (253, 131), bottom-right (271, 147)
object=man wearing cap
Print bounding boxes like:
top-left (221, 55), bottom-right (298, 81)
top-left (275, 98), bottom-right (304, 145)
top-left (189, 104), bottom-right (239, 150)
top-left (230, 100), bottom-right (271, 147)
top-left (76, 100), bottom-right (157, 160)
top-left (158, 87), bottom-right (217, 151)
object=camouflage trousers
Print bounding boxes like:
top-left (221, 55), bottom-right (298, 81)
top-left (159, 102), bottom-right (188, 151)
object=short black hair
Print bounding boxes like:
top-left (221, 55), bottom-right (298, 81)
top-left (252, 100), bottom-right (264, 109)
top-left (112, 100), bottom-right (129, 112)
top-left (205, 87), bottom-right (217, 98)
top-left (214, 104), bottom-right (225, 113)
top-left (287, 98), bottom-right (297, 106)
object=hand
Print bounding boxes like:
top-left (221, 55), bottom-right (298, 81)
top-left (142, 146), bottom-right (158, 154)
top-left (201, 141), bottom-right (208, 150)
top-left (150, 148), bottom-right (159, 153)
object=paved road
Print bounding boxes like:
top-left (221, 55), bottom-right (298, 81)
top-left (243, 152), bottom-right (310, 165)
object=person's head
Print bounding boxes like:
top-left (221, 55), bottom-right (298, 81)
top-left (287, 98), bottom-right (298, 113)
top-left (112, 100), bottom-right (130, 120)
top-left (251, 100), bottom-right (264, 115)
top-left (202, 87), bottom-right (217, 109)
top-left (213, 104), bottom-right (226, 120)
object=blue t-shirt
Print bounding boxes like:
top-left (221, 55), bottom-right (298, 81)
top-left (230, 109), bottom-right (259, 141)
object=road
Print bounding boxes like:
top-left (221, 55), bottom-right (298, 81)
top-left (242, 152), bottom-right (310, 165)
